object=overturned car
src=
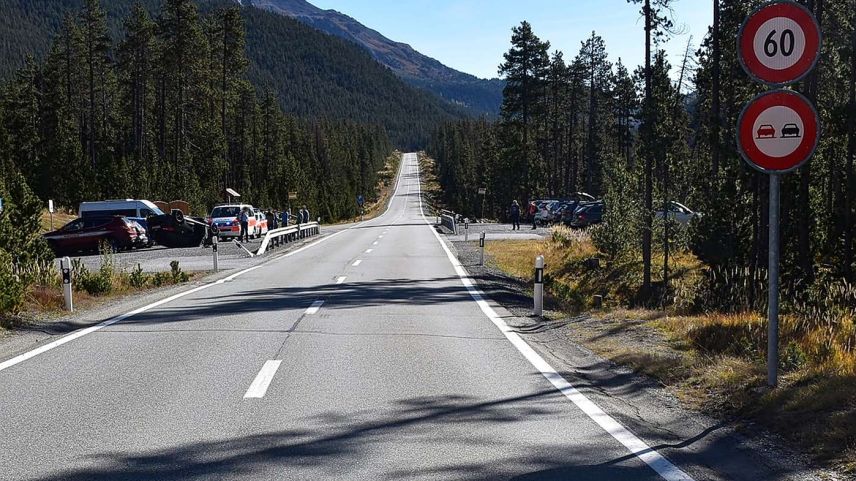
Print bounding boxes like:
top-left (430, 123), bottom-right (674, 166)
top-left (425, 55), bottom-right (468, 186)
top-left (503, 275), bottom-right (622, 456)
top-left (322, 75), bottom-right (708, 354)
top-left (146, 210), bottom-right (214, 248)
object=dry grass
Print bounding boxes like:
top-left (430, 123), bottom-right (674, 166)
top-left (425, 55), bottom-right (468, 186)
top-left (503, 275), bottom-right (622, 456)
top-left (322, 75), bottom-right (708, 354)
top-left (485, 229), bottom-right (856, 471)
top-left (418, 152), bottom-right (444, 213)
top-left (40, 209), bottom-right (77, 233)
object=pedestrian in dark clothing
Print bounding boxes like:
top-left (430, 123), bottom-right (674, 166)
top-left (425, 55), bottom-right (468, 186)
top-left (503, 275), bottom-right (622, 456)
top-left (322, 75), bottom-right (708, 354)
top-left (239, 208), bottom-right (250, 242)
top-left (510, 200), bottom-right (521, 230)
top-left (528, 201), bottom-right (538, 230)
top-left (266, 210), bottom-right (276, 231)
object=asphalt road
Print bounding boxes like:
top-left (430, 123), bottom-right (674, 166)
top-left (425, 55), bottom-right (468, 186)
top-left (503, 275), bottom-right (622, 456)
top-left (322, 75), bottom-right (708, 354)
top-left (0, 154), bottom-right (821, 481)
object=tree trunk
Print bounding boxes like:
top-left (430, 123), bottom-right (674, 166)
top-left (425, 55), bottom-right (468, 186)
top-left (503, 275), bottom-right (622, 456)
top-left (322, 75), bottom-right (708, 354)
top-left (798, 0), bottom-right (822, 278)
top-left (642, 0), bottom-right (653, 292)
top-left (711, 0), bottom-right (721, 177)
top-left (846, 12), bottom-right (856, 280)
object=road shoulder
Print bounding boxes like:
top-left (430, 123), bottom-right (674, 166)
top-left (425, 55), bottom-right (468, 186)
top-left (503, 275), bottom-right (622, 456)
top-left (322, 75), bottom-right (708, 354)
top-left (0, 225), bottom-right (353, 368)
top-left (442, 230), bottom-right (840, 481)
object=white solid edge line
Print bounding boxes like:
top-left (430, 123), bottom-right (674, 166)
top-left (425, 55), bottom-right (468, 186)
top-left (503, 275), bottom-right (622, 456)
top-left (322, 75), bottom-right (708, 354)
top-left (411, 153), bottom-right (695, 481)
top-left (243, 360), bottom-right (282, 399)
top-left (305, 300), bottom-right (325, 315)
top-left (0, 148), bottom-right (412, 375)
top-left (336, 276), bottom-right (347, 285)
top-left (352, 260), bottom-right (362, 267)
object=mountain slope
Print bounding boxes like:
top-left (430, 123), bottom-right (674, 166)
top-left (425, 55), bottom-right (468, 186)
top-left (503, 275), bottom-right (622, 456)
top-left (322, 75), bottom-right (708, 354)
top-left (0, 0), bottom-right (467, 148)
top-left (246, 0), bottom-right (503, 115)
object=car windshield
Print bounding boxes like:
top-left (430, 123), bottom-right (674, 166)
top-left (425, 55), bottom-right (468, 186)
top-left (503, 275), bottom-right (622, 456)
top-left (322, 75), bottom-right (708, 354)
top-left (211, 207), bottom-right (241, 218)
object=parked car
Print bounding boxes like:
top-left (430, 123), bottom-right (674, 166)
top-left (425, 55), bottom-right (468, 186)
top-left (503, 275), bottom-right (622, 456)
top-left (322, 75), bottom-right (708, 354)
top-left (78, 199), bottom-right (163, 230)
top-left (655, 201), bottom-right (702, 225)
top-left (568, 202), bottom-right (604, 228)
top-left (209, 204), bottom-right (258, 239)
top-left (147, 210), bottom-right (208, 248)
top-left (44, 216), bottom-right (148, 256)
top-left (534, 200), bottom-right (560, 225)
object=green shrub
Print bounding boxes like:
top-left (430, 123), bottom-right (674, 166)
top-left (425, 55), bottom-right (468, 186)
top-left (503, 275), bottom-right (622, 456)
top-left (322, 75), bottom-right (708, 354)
top-left (0, 249), bottom-right (27, 316)
top-left (129, 264), bottom-right (149, 288)
top-left (79, 267), bottom-right (113, 296)
top-left (152, 272), bottom-right (171, 287)
top-left (170, 261), bottom-right (189, 284)
top-left (76, 259), bottom-right (114, 296)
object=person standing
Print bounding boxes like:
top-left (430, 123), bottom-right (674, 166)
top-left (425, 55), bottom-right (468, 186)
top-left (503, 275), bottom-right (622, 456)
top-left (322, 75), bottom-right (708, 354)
top-left (528, 201), bottom-right (538, 230)
top-left (510, 200), bottom-right (521, 230)
top-left (239, 208), bottom-right (250, 243)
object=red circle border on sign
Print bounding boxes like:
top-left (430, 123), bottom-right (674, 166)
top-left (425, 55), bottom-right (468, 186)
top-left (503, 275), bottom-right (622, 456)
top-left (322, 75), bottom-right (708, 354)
top-left (738, 1), bottom-right (821, 86)
top-left (737, 90), bottom-right (819, 173)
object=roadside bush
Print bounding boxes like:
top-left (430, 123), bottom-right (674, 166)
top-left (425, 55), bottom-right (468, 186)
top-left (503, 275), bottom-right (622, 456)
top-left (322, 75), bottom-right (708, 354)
top-left (79, 264), bottom-right (113, 296)
top-left (129, 264), bottom-right (149, 288)
top-left (152, 272), bottom-right (172, 287)
top-left (170, 261), bottom-right (189, 283)
top-left (0, 249), bottom-right (26, 316)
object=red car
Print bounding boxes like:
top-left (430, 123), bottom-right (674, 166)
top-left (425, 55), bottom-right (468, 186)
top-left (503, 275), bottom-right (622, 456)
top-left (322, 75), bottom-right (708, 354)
top-left (756, 124), bottom-right (776, 139)
top-left (44, 216), bottom-right (148, 256)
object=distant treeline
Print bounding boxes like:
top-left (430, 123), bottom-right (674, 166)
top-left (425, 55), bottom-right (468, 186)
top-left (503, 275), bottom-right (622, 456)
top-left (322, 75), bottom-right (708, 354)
top-left (0, 0), bottom-right (469, 150)
top-left (0, 0), bottom-right (394, 220)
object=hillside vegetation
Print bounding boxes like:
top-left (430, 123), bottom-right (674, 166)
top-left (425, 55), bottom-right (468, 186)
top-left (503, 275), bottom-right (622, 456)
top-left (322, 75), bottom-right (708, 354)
top-left (249, 0), bottom-right (504, 115)
top-left (0, 0), bottom-right (467, 148)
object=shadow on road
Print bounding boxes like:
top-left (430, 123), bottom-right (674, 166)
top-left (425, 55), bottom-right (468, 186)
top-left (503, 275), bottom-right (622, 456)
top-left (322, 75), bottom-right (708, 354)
top-left (20, 389), bottom-right (688, 481)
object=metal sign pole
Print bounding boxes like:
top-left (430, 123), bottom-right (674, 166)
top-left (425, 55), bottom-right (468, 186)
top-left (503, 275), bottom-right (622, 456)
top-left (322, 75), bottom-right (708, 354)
top-left (768, 174), bottom-right (781, 387)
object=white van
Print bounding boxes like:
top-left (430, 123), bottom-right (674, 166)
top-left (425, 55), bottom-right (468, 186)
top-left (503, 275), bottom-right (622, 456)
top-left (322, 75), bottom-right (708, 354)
top-left (78, 200), bottom-right (164, 227)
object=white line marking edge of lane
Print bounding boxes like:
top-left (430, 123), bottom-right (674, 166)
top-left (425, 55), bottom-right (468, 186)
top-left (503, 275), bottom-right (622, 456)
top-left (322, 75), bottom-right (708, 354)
top-left (409, 153), bottom-right (695, 481)
top-left (0, 151), bottom-right (414, 374)
top-left (243, 360), bottom-right (282, 399)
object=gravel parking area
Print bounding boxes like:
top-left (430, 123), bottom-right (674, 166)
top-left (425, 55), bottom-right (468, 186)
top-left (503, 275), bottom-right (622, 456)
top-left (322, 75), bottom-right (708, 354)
top-left (53, 224), bottom-right (352, 274)
top-left (440, 222), bottom-right (550, 242)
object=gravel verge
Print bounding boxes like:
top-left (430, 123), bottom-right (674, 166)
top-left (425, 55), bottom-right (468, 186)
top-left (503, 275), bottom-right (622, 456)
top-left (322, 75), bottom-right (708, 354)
top-left (445, 233), bottom-right (840, 481)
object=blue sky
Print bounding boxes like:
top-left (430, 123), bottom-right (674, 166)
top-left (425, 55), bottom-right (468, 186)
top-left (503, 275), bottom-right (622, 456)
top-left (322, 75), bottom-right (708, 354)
top-left (310, 0), bottom-right (713, 80)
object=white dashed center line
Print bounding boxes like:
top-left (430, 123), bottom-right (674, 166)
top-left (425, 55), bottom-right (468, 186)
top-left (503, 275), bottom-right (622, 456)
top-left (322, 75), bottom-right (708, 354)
top-left (244, 360), bottom-right (282, 399)
top-left (305, 300), bottom-right (325, 314)
top-left (336, 276), bottom-right (347, 285)
top-left (373, 241), bottom-right (379, 246)
top-left (365, 249), bottom-right (373, 253)
top-left (352, 260), bottom-right (362, 267)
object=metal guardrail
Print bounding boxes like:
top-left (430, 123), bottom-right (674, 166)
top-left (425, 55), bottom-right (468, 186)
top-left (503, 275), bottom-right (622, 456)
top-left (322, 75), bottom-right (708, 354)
top-left (256, 222), bottom-right (320, 256)
top-left (440, 213), bottom-right (457, 235)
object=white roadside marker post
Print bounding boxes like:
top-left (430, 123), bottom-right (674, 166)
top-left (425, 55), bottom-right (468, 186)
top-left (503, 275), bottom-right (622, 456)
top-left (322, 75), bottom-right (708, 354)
top-left (534, 256), bottom-right (545, 316)
top-left (60, 257), bottom-right (73, 312)
top-left (212, 234), bottom-right (219, 272)
top-left (479, 232), bottom-right (486, 266)
top-left (464, 218), bottom-right (469, 242)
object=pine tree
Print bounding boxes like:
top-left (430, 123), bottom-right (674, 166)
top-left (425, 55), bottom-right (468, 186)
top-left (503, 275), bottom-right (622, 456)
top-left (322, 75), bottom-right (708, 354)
top-left (498, 21), bottom-right (550, 201)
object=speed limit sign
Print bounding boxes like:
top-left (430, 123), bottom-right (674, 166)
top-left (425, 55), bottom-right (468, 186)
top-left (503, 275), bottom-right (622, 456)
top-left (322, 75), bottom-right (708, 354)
top-left (738, 1), bottom-right (821, 86)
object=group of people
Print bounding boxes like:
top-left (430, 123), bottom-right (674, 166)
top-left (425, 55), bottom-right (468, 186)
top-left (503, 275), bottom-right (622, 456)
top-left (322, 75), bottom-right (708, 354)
top-left (238, 205), bottom-right (312, 243)
top-left (508, 200), bottom-right (539, 231)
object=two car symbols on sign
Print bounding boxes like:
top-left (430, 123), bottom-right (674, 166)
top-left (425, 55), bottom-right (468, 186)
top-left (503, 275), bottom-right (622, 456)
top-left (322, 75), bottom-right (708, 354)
top-left (756, 123), bottom-right (801, 139)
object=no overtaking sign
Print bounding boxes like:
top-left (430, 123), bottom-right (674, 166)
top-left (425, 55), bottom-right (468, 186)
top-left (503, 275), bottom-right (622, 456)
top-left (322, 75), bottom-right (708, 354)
top-left (737, 89), bottom-right (819, 173)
